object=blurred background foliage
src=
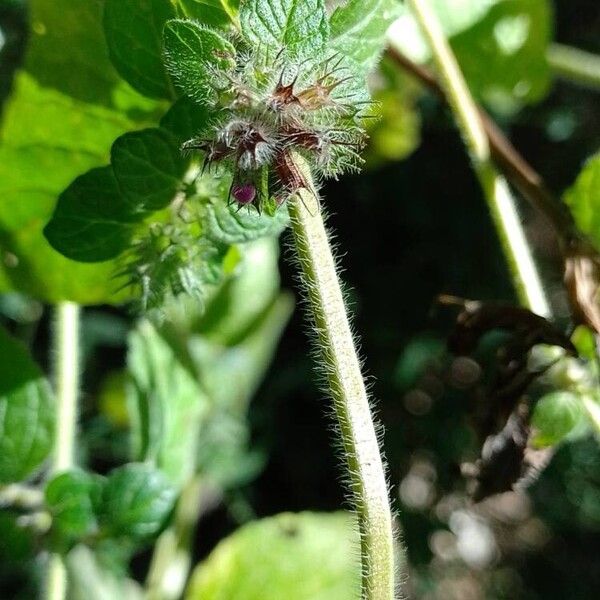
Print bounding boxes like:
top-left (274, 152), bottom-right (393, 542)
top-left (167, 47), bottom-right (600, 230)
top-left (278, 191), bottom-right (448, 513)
top-left (0, 0), bottom-right (599, 598)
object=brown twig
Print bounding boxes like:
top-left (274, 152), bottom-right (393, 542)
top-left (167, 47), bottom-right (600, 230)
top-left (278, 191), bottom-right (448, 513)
top-left (385, 46), bottom-right (577, 246)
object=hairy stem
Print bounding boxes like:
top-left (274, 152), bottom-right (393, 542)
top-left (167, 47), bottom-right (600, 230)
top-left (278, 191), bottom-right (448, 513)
top-left (406, 0), bottom-right (550, 317)
top-left (547, 43), bottom-right (600, 91)
top-left (288, 162), bottom-right (398, 599)
top-left (46, 301), bottom-right (81, 600)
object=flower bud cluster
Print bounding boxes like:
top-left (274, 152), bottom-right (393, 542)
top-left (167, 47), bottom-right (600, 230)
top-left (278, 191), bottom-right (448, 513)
top-left (184, 48), bottom-right (369, 209)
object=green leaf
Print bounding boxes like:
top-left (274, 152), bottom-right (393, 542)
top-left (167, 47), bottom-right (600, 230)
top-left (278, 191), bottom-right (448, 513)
top-left (45, 471), bottom-right (104, 544)
top-left (43, 167), bottom-right (139, 263)
top-left (186, 512), bottom-right (360, 600)
top-left (0, 326), bottom-right (54, 484)
top-left (203, 198), bottom-right (289, 245)
top-left (564, 153), bottom-right (600, 248)
top-left (195, 238), bottom-right (284, 345)
top-left (532, 391), bottom-right (587, 448)
top-left (330, 0), bottom-right (402, 72)
top-left (112, 128), bottom-right (189, 212)
top-left (163, 19), bottom-right (237, 102)
top-left (103, 0), bottom-right (176, 100)
top-left (177, 0), bottom-right (239, 27)
top-left (100, 463), bottom-right (177, 540)
top-left (451, 0), bottom-right (551, 111)
top-left (239, 0), bottom-right (329, 60)
top-left (127, 322), bottom-right (210, 488)
top-left (160, 96), bottom-right (212, 144)
top-left (0, 0), bottom-right (159, 304)
top-left (389, 0), bottom-right (551, 111)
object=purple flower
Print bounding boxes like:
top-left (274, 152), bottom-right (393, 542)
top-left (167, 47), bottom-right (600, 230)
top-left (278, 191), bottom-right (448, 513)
top-left (232, 182), bottom-right (256, 205)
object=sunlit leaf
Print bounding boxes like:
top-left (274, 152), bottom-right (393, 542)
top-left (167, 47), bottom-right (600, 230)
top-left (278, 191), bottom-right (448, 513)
top-left (186, 512), bottom-right (360, 600)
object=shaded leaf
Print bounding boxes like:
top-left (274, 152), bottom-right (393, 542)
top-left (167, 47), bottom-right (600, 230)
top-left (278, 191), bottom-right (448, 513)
top-left (186, 512), bottom-right (360, 600)
top-left (111, 128), bottom-right (189, 212)
top-left (239, 0), bottom-right (329, 60)
top-left (100, 463), bottom-right (176, 540)
top-left (163, 19), bottom-right (236, 102)
top-left (0, 326), bottom-right (54, 484)
top-left (203, 198), bottom-right (289, 245)
top-left (532, 391), bottom-right (587, 448)
top-left (160, 96), bottom-right (212, 144)
top-left (127, 321), bottom-right (210, 488)
top-left (45, 471), bottom-right (104, 544)
top-left (103, 0), bottom-right (176, 99)
top-left (44, 167), bottom-right (139, 263)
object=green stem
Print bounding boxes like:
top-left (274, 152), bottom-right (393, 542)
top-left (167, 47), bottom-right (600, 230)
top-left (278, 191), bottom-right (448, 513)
top-left (288, 164), bottom-right (398, 599)
top-left (46, 301), bottom-right (81, 600)
top-left (145, 475), bottom-right (206, 600)
top-left (406, 0), bottom-right (550, 317)
top-left (547, 43), bottom-right (600, 91)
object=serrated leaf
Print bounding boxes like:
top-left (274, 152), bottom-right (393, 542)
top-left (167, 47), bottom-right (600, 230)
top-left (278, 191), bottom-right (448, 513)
top-left (330, 0), bottom-right (402, 72)
top-left (0, 0), bottom-right (158, 304)
top-left (111, 128), bottom-right (189, 213)
top-left (45, 471), bottom-right (104, 544)
top-left (104, 0), bottom-right (176, 100)
top-left (177, 0), bottom-right (238, 27)
top-left (239, 0), bottom-right (329, 60)
top-left (44, 167), bottom-right (139, 263)
top-left (127, 321), bottom-right (210, 488)
top-left (101, 463), bottom-right (176, 540)
top-left (160, 96), bottom-right (212, 144)
top-left (203, 199), bottom-right (289, 245)
top-left (564, 153), bottom-right (600, 248)
top-left (0, 326), bottom-right (54, 484)
top-left (186, 512), bottom-right (360, 600)
top-left (532, 391), bottom-right (587, 448)
top-left (163, 19), bottom-right (237, 102)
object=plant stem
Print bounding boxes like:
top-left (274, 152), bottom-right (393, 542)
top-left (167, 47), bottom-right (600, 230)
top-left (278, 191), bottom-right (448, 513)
top-left (406, 0), bottom-right (550, 317)
top-left (46, 301), bottom-right (81, 600)
top-left (384, 46), bottom-right (576, 244)
top-left (287, 160), bottom-right (398, 599)
top-left (145, 475), bottom-right (208, 600)
top-left (547, 43), bottom-right (600, 91)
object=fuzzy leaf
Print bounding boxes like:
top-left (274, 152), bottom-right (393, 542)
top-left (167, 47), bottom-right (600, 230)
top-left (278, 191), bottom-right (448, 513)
top-left (45, 471), bottom-right (104, 544)
top-left (186, 512), bottom-right (360, 600)
top-left (177, 0), bottom-right (239, 27)
top-left (103, 0), bottom-right (176, 99)
top-left (330, 0), bottom-right (402, 72)
top-left (44, 167), bottom-right (139, 263)
top-left (163, 19), bottom-right (237, 102)
top-left (239, 0), bottom-right (329, 59)
top-left (112, 128), bottom-right (189, 212)
top-left (160, 96), bottom-right (212, 144)
top-left (203, 199), bottom-right (289, 245)
top-left (564, 153), bottom-right (600, 248)
top-left (0, 326), bottom-right (55, 484)
top-left (532, 391), bottom-right (587, 448)
top-left (100, 463), bottom-right (176, 540)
